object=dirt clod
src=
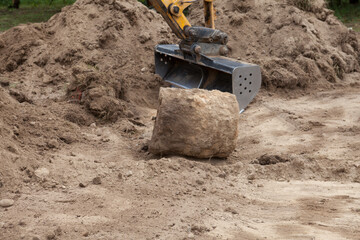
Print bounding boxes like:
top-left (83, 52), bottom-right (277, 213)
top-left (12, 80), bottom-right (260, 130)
top-left (224, 207), bottom-right (239, 214)
top-left (47, 139), bottom-right (59, 149)
top-left (257, 154), bottom-right (289, 165)
top-left (92, 177), bottom-right (102, 185)
top-left (191, 225), bottom-right (211, 235)
top-left (118, 173), bottom-right (123, 180)
top-left (46, 233), bottom-right (55, 240)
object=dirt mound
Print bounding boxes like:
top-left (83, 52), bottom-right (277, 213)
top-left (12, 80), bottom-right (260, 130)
top-left (0, 0), bottom-right (176, 190)
top-left (1, 0), bottom-right (358, 118)
top-left (190, 0), bottom-right (360, 90)
top-left (1, 1), bottom-right (360, 238)
top-left (0, 87), bottom-right (82, 190)
top-left (0, 0), bottom-right (358, 191)
top-left (0, 0), bottom-right (174, 121)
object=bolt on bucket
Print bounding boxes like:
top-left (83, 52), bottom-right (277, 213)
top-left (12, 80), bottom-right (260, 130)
top-left (155, 44), bottom-right (262, 111)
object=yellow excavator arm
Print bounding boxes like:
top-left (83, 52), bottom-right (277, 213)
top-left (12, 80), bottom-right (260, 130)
top-left (203, 0), bottom-right (215, 29)
top-left (148, 0), bottom-right (262, 112)
top-left (148, 0), bottom-right (215, 40)
top-left (148, 0), bottom-right (228, 58)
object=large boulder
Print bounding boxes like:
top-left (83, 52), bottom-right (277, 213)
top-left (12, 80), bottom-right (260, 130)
top-left (149, 88), bottom-right (240, 158)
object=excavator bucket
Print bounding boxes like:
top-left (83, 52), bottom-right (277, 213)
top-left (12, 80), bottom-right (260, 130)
top-left (155, 44), bottom-right (262, 111)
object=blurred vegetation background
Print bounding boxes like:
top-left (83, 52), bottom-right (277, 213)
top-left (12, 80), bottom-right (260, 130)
top-left (0, 0), bottom-right (359, 32)
top-left (0, 0), bottom-right (75, 31)
top-left (329, 0), bottom-right (360, 31)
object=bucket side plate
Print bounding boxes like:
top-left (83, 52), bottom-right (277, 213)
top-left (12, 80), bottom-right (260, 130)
top-left (155, 44), bottom-right (261, 111)
top-left (232, 65), bottom-right (261, 111)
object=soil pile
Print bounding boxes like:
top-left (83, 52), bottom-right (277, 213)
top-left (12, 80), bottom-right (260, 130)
top-left (190, 0), bottom-right (360, 90)
top-left (0, 0), bottom-right (358, 119)
top-left (0, 0), bottom-right (174, 121)
top-left (0, 0), bottom-right (174, 189)
top-left (0, 86), bottom-right (81, 189)
top-left (0, 0), bottom-right (359, 190)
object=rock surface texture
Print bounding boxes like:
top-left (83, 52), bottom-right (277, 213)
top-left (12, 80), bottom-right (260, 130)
top-left (149, 88), bottom-right (240, 158)
top-left (0, 199), bottom-right (14, 208)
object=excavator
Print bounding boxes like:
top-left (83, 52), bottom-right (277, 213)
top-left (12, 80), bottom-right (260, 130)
top-left (148, 0), bottom-right (261, 111)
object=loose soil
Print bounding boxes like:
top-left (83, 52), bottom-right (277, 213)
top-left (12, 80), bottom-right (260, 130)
top-left (0, 0), bottom-right (359, 239)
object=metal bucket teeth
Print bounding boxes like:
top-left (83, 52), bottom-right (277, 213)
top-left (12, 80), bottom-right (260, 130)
top-left (155, 44), bottom-right (261, 111)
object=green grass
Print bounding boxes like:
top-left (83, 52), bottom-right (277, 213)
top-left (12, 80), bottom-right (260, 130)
top-left (0, 0), bottom-right (75, 32)
top-left (330, 2), bottom-right (360, 31)
top-left (0, 0), bottom-right (75, 7)
top-left (0, 0), bottom-right (359, 33)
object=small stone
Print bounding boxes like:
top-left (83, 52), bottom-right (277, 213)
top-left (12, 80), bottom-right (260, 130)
top-left (46, 233), bottom-right (55, 240)
top-left (141, 67), bottom-right (147, 72)
top-left (160, 27), bottom-right (168, 33)
top-left (195, 180), bottom-right (204, 185)
top-left (247, 174), bottom-right (256, 180)
top-left (34, 168), bottom-right (50, 179)
top-left (190, 225), bottom-right (210, 235)
top-left (83, 232), bottom-right (89, 237)
top-left (7, 145), bottom-right (17, 154)
top-left (0, 199), bottom-right (14, 208)
top-left (79, 183), bottom-right (86, 188)
top-left (29, 122), bottom-right (36, 126)
top-left (224, 207), bottom-right (238, 214)
top-left (218, 172), bottom-right (227, 178)
top-left (32, 237), bottom-right (40, 240)
top-left (92, 177), bottom-right (102, 185)
top-left (47, 139), bottom-right (59, 149)
top-left (18, 220), bottom-right (26, 226)
top-left (90, 123), bottom-right (96, 128)
top-left (257, 154), bottom-right (289, 165)
top-left (118, 173), bottom-right (123, 180)
top-left (55, 226), bottom-right (62, 236)
top-left (126, 171), bottom-right (133, 177)
top-left (108, 162), bottom-right (116, 169)
top-left (138, 32), bottom-right (151, 43)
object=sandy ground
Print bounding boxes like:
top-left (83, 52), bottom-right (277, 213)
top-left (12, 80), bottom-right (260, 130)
top-left (1, 79), bottom-right (359, 240)
top-left (0, 0), bottom-right (359, 239)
